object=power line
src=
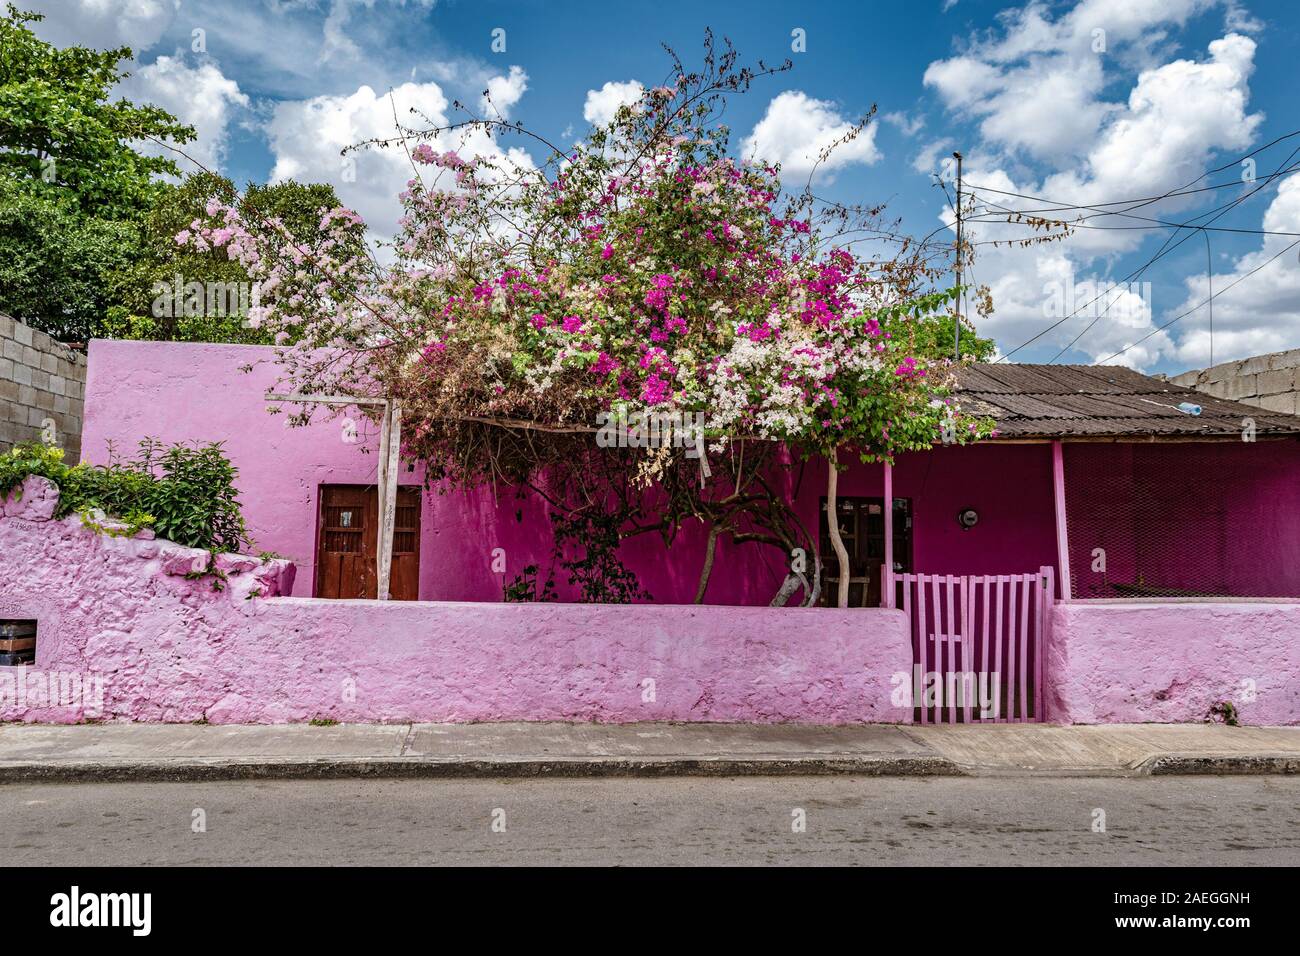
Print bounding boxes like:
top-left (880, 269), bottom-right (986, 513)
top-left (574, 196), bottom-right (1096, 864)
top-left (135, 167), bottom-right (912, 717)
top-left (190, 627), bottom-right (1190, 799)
top-left (994, 142), bottom-right (1300, 362)
top-left (965, 191), bottom-right (1300, 237)
top-left (1045, 143), bottom-right (1300, 362)
top-left (1093, 238), bottom-right (1300, 365)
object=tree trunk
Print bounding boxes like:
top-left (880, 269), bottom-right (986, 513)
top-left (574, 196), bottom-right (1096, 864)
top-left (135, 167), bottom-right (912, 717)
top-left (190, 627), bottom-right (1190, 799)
top-left (769, 571), bottom-right (807, 607)
top-left (693, 523), bottom-right (721, 604)
top-left (826, 454), bottom-right (851, 608)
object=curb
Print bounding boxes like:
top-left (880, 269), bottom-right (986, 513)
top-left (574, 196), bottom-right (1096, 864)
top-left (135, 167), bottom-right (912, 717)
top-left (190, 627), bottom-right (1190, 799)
top-left (0, 754), bottom-right (967, 785)
top-left (3, 753), bottom-right (1298, 784)
top-left (1139, 753), bottom-right (1300, 776)
top-left (0, 755), bottom-right (966, 783)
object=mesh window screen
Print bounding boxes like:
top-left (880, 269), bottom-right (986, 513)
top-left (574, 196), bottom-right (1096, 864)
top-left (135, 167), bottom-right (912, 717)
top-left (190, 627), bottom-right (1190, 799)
top-left (1064, 440), bottom-right (1300, 599)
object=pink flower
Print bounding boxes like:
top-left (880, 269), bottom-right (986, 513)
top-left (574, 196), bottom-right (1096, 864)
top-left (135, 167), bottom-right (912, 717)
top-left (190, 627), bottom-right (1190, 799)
top-left (601, 244), bottom-right (613, 260)
top-left (173, 230), bottom-right (190, 245)
top-left (641, 373), bottom-right (670, 404)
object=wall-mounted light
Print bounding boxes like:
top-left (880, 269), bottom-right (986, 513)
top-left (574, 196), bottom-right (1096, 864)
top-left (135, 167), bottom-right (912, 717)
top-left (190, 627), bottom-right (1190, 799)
top-left (957, 507), bottom-right (979, 530)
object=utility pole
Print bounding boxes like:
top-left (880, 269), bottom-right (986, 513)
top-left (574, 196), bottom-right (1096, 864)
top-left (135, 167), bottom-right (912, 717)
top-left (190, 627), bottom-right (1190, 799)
top-left (953, 150), bottom-right (963, 362)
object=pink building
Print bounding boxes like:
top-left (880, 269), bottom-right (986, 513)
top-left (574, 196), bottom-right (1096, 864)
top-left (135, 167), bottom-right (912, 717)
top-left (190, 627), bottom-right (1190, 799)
top-left (80, 341), bottom-right (1300, 608)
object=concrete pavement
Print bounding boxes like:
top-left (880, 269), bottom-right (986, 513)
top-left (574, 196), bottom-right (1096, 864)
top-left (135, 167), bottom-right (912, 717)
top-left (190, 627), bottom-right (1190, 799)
top-left (0, 721), bottom-right (1298, 782)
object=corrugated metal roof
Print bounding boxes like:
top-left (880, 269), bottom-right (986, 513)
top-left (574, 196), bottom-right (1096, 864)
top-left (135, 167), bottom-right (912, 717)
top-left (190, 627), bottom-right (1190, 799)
top-left (955, 363), bottom-right (1300, 439)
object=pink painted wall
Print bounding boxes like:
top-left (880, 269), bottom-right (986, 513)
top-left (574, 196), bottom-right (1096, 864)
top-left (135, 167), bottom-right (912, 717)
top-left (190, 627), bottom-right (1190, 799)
top-left (1047, 601), bottom-right (1300, 725)
top-left (81, 340), bottom-right (1061, 604)
top-left (0, 478), bottom-right (912, 724)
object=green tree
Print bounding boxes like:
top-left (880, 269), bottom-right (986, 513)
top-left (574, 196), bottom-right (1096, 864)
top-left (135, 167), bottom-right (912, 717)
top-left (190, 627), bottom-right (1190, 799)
top-left (0, 7), bottom-right (355, 344)
top-left (0, 5), bottom-right (193, 339)
top-left (105, 172), bottom-right (359, 344)
top-left (0, 179), bottom-right (139, 340)
top-left (0, 4), bottom-right (193, 217)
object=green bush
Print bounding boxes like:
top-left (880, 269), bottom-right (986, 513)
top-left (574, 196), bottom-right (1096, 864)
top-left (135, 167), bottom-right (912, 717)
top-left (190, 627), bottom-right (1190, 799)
top-left (0, 439), bottom-right (251, 553)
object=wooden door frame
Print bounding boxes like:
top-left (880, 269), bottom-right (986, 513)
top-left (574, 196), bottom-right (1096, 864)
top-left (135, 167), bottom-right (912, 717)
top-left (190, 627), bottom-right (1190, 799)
top-left (313, 483), bottom-right (421, 600)
top-left (267, 392), bottom-right (402, 599)
top-left (818, 494), bottom-right (913, 607)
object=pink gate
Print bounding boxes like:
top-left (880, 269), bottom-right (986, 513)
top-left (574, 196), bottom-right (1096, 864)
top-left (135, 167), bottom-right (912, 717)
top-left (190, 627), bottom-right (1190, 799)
top-left (887, 567), bottom-right (1054, 723)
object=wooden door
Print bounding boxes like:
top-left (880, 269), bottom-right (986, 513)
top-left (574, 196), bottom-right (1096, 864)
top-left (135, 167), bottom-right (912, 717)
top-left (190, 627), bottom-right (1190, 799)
top-left (818, 497), bottom-right (912, 607)
top-left (315, 484), bottom-right (421, 600)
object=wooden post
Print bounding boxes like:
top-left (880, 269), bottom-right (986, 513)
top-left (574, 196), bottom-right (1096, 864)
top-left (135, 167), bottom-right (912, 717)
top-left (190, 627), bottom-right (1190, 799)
top-left (262, 392), bottom-right (400, 599)
top-left (376, 401), bottom-right (401, 601)
top-left (883, 460), bottom-right (894, 608)
top-left (1051, 440), bottom-right (1072, 602)
top-left (375, 402), bottom-right (391, 600)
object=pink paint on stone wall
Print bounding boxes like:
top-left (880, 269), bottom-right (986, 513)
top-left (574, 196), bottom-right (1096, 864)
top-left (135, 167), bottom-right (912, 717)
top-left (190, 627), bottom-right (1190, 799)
top-left (0, 477), bottom-right (913, 724)
top-left (1046, 601), bottom-right (1300, 725)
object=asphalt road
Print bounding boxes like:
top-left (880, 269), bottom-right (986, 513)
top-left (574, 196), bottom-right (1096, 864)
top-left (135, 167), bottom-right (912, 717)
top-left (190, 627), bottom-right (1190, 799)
top-left (1, 776), bottom-right (1297, 866)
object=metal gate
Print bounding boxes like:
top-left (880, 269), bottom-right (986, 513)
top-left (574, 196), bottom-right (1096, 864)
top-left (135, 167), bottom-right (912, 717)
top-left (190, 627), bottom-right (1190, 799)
top-left (889, 567), bottom-right (1054, 723)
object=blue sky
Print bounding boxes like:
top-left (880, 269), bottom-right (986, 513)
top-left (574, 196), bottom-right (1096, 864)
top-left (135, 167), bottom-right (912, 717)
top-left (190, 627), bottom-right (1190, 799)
top-left (27, 0), bottom-right (1300, 372)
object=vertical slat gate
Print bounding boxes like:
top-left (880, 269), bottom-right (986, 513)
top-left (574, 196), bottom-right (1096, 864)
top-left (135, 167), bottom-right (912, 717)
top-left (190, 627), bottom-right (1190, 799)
top-left (895, 568), bottom-right (1053, 723)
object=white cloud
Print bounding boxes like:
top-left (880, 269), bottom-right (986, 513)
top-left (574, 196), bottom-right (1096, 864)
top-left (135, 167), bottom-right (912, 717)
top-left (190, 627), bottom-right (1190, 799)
top-left (924, 0), bottom-right (1220, 162)
top-left (883, 111), bottom-right (925, 137)
top-left (741, 91), bottom-right (880, 183)
top-left (1040, 32), bottom-right (1261, 249)
top-left (120, 55), bottom-right (250, 173)
top-left (484, 65), bottom-right (528, 118)
top-left (26, 2), bottom-right (250, 174)
top-left (266, 77), bottom-right (536, 238)
top-left (26, 0), bottom-right (176, 54)
top-left (583, 80), bottom-right (644, 126)
top-left (1168, 174), bottom-right (1300, 367)
top-left (320, 0), bottom-right (438, 65)
top-left (912, 139), bottom-right (954, 175)
top-left (921, 0), bottom-right (1265, 368)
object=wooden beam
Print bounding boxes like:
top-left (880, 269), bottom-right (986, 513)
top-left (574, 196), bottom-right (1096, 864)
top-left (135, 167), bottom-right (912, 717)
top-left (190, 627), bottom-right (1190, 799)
top-left (265, 392), bottom-right (389, 407)
top-left (883, 460), bottom-right (894, 608)
top-left (1051, 440), bottom-right (1072, 602)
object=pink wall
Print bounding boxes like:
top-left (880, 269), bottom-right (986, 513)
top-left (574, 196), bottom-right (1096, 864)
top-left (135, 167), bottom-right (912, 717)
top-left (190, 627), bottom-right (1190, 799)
top-left (81, 340), bottom-right (1061, 604)
top-left (1047, 601), bottom-right (1300, 725)
top-left (0, 478), bottom-right (912, 724)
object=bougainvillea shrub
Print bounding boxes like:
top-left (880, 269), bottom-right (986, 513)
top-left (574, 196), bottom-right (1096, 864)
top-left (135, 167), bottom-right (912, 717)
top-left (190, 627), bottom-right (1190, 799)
top-left (180, 38), bottom-right (993, 605)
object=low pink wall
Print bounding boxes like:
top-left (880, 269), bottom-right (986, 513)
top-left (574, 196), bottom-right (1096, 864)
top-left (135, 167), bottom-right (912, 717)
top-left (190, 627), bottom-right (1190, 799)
top-left (0, 478), bottom-right (912, 724)
top-left (1047, 602), bottom-right (1300, 725)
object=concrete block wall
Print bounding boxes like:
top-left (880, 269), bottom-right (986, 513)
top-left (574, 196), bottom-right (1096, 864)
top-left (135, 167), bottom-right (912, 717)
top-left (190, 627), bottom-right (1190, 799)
top-left (0, 314), bottom-right (87, 461)
top-left (1169, 348), bottom-right (1300, 416)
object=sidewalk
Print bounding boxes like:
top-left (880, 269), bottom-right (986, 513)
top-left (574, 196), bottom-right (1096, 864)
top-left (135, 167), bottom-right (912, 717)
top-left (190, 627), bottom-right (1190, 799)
top-left (0, 722), bottom-right (1297, 782)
